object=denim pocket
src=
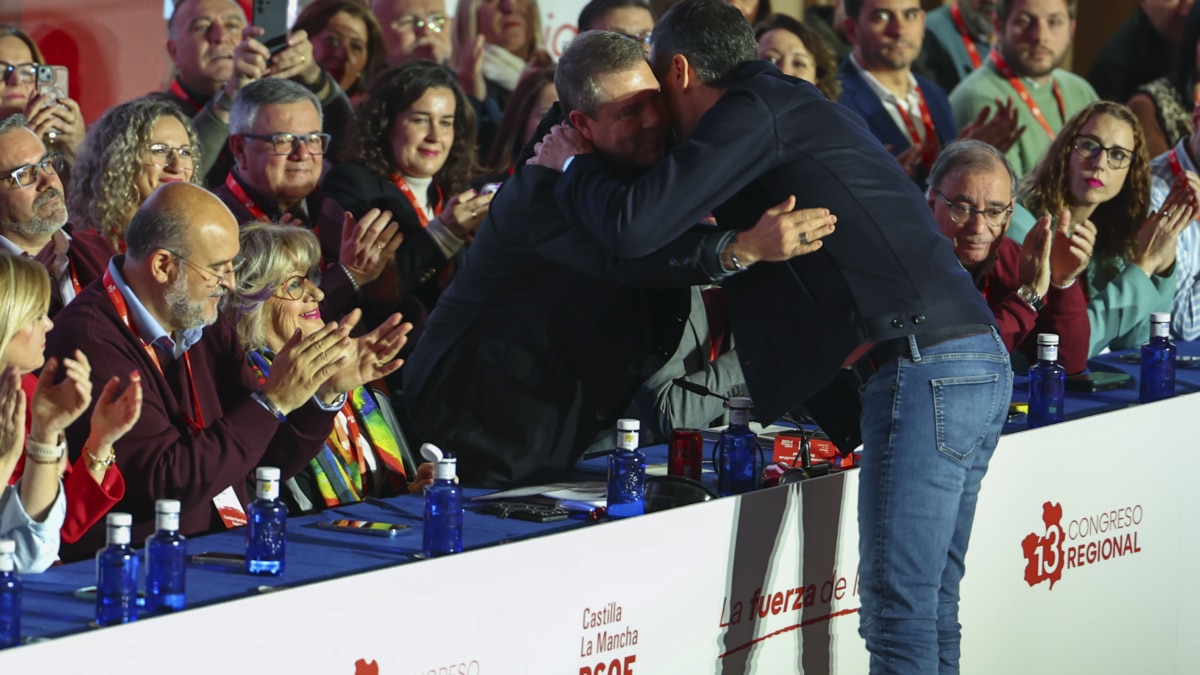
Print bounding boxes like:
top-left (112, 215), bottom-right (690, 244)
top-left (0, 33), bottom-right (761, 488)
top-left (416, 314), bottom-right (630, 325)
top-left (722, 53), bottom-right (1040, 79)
top-left (931, 373), bottom-right (1002, 461)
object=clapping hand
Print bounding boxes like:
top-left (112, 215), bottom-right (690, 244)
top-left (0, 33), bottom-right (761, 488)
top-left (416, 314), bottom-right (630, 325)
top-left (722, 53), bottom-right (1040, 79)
top-left (30, 351), bottom-right (92, 445)
top-left (339, 209), bottom-right (404, 285)
top-left (0, 367), bottom-right (25, 487)
top-left (319, 313), bottom-right (413, 398)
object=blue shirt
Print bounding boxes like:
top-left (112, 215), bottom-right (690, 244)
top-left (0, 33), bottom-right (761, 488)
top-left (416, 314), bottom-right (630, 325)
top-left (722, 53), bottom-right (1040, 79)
top-left (106, 258), bottom-right (204, 360)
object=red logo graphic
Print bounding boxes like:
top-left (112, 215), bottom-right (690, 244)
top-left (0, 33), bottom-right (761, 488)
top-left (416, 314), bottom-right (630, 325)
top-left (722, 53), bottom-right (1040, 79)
top-left (1021, 501), bottom-right (1065, 589)
top-left (354, 659), bottom-right (379, 675)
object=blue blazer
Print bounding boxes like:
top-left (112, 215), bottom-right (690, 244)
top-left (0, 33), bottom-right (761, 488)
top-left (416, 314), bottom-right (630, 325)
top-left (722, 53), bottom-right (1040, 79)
top-left (836, 58), bottom-right (957, 182)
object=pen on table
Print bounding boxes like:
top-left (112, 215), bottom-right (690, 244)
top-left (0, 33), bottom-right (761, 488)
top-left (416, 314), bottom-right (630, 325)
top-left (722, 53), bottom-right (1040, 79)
top-left (365, 497), bottom-right (422, 520)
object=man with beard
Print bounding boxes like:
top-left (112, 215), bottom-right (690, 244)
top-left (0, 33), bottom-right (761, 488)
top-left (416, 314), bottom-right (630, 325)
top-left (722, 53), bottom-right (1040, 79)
top-left (45, 182), bottom-right (409, 557)
top-left (1089, 0), bottom-right (1196, 103)
top-left (927, 140), bottom-right (1090, 373)
top-left (949, 0), bottom-right (1096, 178)
top-left (0, 114), bottom-right (110, 315)
top-left (918, 0), bottom-right (997, 94)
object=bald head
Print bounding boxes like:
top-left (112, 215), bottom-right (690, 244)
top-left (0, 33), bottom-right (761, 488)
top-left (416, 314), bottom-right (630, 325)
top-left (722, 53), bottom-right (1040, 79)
top-left (127, 182), bottom-right (236, 261)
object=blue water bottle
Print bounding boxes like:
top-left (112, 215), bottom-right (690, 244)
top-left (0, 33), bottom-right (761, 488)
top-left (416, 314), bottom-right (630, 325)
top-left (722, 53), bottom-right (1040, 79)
top-left (145, 499), bottom-right (186, 612)
top-left (246, 467), bottom-right (286, 576)
top-left (95, 512), bottom-right (139, 626)
top-left (1139, 312), bottom-right (1176, 403)
top-left (0, 539), bottom-right (19, 649)
top-left (1028, 333), bottom-right (1066, 428)
top-left (606, 419), bottom-right (646, 518)
top-left (421, 443), bottom-right (463, 557)
top-left (717, 397), bottom-right (758, 496)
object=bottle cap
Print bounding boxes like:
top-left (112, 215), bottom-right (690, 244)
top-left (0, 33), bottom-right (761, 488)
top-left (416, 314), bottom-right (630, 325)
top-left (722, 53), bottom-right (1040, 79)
top-left (728, 396), bottom-right (753, 410)
top-left (106, 512), bottom-right (132, 527)
top-left (1037, 333), bottom-right (1060, 345)
top-left (255, 466), bottom-right (281, 481)
top-left (420, 443), bottom-right (445, 463)
top-left (617, 419), bottom-right (640, 432)
top-left (1150, 312), bottom-right (1170, 324)
top-left (434, 457), bottom-right (457, 481)
top-left (155, 499), bottom-right (181, 515)
top-left (0, 539), bottom-right (14, 555)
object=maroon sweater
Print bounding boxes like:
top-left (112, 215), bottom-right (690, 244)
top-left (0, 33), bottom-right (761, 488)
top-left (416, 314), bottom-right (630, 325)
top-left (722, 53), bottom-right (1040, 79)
top-left (47, 262), bottom-right (336, 558)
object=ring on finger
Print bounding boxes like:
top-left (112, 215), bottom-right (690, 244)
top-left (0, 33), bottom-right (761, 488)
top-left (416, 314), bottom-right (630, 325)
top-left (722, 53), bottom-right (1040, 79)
top-left (800, 231), bottom-right (809, 246)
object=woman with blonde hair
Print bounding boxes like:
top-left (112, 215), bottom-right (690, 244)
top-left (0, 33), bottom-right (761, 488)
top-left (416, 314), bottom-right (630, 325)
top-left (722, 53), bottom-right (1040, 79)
top-left (0, 255), bottom-right (142, 571)
top-left (224, 224), bottom-right (430, 512)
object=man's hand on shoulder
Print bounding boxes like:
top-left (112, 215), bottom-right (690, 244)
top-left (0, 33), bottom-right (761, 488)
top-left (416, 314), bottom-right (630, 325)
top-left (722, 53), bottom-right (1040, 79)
top-left (528, 124), bottom-right (594, 172)
top-left (726, 195), bottom-right (837, 268)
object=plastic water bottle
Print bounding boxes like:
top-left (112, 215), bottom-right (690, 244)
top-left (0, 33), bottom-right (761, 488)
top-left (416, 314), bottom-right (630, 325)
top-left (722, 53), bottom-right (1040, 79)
top-left (95, 512), bottom-right (139, 626)
top-left (717, 397), bottom-right (758, 496)
top-left (1028, 333), bottom-right (1066, 428)
top-left (1139, 312), bottom-right (1176, 403)
top-left (421, 443), bottom-right (463, 557)
top-left (0, 539), bottom-right (19, 648)
top-left (145, 499), bottom-right (186, 612)
top-left (246, 467), bottom-right (286, 576)
top-left (606, 419), bottom-right (646, 518)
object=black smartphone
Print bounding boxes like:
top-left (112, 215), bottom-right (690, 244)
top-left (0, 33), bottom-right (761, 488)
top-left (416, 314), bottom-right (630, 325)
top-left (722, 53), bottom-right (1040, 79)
top-left (1065, 371), bottom-right (1132, 393)
top-left (317, 519), bottom-right (412, 537)
top-left (190, 551), bottom-right (247, 566)
top-left (252, 0), bottom-right (296, 54)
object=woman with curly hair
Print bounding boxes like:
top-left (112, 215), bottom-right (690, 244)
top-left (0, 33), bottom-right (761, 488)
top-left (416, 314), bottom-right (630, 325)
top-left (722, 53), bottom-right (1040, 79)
top-left (323, 61), bottom-right (493, 310)
top-left (755, 12), bottom-right (840, 100)
top-left (1009, 101), bottom-right (1198, 357)
top-left (67, 97), bottom-right (200, 255)
top-left (293, 0), bottom-right (385, 99)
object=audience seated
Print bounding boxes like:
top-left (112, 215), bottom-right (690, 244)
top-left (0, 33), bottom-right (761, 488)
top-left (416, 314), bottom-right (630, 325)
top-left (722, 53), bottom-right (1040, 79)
top-left (1148, 104), bottom-right (1200, 339)
top-left (1089, 0), bottom-right (1194, 104)
top-left (0, 254), bottom-right (142, 571)
top-left (371, 0), bottom-right (455, 68)
top-left (218, 78), bottom-right (421, 346)
top-left (949, 0), bottom-right (1097, 178)
top-left (479, 65), bottom-right (556, 180)
top-left (578, 0), bottom-right (655, 52)
top-left (0, 115), bottom-right (109, 315)
top-left (67, 98), bottom-right (200, 261)
top-left (224, 222), bottom-right (428, 512)
top-left (161, 0), bottom-right (352, 187)
top-left (1128, 3), bottom-right (1200, 158)
top-left (294, 0), bottom-right (386, 100)
top-left (917, 0), bottom-right (996, 95)
top-left (1009, 101), bottom-right (1197, 357)
top-left (44, 181), bottom-right (397, 557)
top-left (324, 62), bottom-right (490, 311)
top-left (0, 25), bottom-right (86, 166)
top-left (927, 140), bottom-right (1090, 373)
top-left (755, 12), bottom-right (841, 100)
top-left (452, 0), bottom-right (551, 113)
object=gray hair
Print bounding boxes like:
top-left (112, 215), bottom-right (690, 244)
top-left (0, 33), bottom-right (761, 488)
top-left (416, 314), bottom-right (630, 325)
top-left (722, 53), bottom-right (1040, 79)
top-left (556, 30), bottom-right (650, 118)
top-left (224, 222), bottom-right (322, 351)
top-left (0, 113), bottom-right (29, 140)
top-left (125, 196), bottom-right (192, 262)
top-left (229, 78), bottom-right (323, 135)
top-left (927, 139), bottom-right (1018, 199)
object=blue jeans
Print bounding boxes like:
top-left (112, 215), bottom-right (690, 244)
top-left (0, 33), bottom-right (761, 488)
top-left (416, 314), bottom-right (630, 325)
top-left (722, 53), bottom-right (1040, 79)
top-left (856, 328), bottom-right (1011, 674)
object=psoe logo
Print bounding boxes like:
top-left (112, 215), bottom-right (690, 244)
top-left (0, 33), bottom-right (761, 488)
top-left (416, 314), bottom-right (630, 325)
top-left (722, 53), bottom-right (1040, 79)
top-left (1021, 501), bottom-right (1065, 589)
top-left (1021, 500), bottom-right (1144, 590)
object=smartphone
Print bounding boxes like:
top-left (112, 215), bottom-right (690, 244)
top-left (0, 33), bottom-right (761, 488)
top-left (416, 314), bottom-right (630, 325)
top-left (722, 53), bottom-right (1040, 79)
top-left (191, 551), bottom-right (247, 566)
top-left (480, 182), bottom-right (503, 195)
top-left (36, 65), bottom-right (68, 107)
top-left (1065, 371), bottom-right (1133, 393)
top-left (252, 0), bottom-right (298, 54)
top-left (317, 519), bottom-right (412, 537)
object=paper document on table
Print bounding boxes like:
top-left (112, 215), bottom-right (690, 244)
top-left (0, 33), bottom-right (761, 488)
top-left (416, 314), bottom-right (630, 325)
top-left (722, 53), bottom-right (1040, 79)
top-left (471, 482), bottom-right (608, 507)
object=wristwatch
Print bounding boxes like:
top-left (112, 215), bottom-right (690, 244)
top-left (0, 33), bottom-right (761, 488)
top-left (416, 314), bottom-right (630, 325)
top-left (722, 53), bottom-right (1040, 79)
top-left (1016, 285), bottom-right (1044, 312)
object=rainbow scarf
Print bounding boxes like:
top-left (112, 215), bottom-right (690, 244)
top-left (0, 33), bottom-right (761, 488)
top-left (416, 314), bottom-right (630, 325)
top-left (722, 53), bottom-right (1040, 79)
top-left (247, 350), bottom-right (408, 506)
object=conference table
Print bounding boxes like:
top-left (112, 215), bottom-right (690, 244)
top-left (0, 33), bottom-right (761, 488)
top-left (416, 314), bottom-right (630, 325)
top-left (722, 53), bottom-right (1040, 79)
top-left (2, 344), bottom-right (1199, 673)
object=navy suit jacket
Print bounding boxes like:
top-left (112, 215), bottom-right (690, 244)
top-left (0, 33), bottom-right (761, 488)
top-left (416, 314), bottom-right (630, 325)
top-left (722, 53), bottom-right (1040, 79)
top-left (555, 61), bottom-right (995, 424)
top-left (837, 58), bottom-right (957, 184)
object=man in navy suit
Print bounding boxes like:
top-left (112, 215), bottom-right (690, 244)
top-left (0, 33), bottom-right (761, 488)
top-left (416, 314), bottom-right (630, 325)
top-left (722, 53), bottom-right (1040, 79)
top-left (838, 0), bottom-right (1019, 186)
top-left (532, 0), bottom-right (1012, 671)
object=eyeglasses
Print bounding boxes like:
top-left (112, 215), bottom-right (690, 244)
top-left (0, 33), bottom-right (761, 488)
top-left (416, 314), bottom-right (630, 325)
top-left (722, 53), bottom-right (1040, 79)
top-left (273, 268), bottom-right (323, 300)
top-left (609, 29), bottom-right (652, 47)
top-left (0, 62), bottom-right (37, 84)
top-left (240, 132), bottom-right (332, 156)
top-left (165, 248), bottom-right (245, 286)
top-left (144, 144), bottom-right (197, 168)
top-left (0, 153), bottom-right (63, 189)
top-left (1071, 136), bottom-right (1133, 170)
top-left (933, 190), bottom-right (1014, 228)
top-left (390, 14), bottom-right (448, 34)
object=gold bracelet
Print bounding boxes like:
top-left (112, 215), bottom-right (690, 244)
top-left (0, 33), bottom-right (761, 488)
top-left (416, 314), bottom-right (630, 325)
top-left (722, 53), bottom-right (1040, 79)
top-left (84, 444), bottom-right (116, 472)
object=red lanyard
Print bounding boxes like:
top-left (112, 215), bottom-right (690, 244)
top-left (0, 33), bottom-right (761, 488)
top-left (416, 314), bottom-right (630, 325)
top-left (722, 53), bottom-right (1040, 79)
top-left (103, 268), bottom-right (205, 433)
top-left (1168, 148), bottom-right (1185, 179)
top-left (169, 79), bottom-right (199, 110)
top-left (989, 50), bottom-right (1065, 139)
top-left (67, 257), bottom-right (81, 296)
top-left (950, 2), bottom-right (984, 70)
top-left (225, 173), bottom-right (271, 223)
top-left (389, 174), bottom-right (443, 227)
top-left (893, 86), bottom-right (939, 172)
